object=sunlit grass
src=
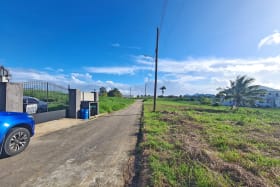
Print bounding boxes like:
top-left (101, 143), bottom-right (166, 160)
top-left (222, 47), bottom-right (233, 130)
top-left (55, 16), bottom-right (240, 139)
top-left (142, 98), bottom-right (280, 186)
top-left (98, 97), bottom-right (134, 113)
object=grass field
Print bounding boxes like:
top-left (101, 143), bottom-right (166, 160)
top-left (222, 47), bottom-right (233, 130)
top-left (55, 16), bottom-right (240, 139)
top-left (141, 99), bottom-right (280, 186)
top-left (99, 97), bottom-right (134, 113)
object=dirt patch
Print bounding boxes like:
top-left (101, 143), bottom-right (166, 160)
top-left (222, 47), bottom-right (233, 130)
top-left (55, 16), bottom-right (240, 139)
top-left (269, 122), bottom-right (280, 126)
top-left (34, 118), bottom-right (86, 138)
top-left (160, 110), bottom-right (199, 127)
top-left (123, 155), bottom-right (135, 186)
top-left (182, 144), bottom-right (267, 186)
top-left (125, 102), bottom-right (151, 187)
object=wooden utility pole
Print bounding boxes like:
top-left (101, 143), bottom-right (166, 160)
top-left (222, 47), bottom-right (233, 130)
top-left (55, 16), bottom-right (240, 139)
top-left (153, 27), bottom-right (159, 112)
top-left (145, 83), bottom-right (147, 97)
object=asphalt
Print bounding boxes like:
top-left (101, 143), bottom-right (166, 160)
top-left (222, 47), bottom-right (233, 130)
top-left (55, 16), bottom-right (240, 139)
top-left (0, 100), bottom-right (142, 187)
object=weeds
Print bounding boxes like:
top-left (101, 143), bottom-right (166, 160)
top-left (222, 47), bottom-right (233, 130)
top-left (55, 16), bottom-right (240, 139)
top-left (141, 98), bottom-right (280, 186)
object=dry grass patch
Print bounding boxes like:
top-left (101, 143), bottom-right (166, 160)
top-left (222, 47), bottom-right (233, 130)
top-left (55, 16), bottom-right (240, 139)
top-left (141, 99), bottom-right (280, 186)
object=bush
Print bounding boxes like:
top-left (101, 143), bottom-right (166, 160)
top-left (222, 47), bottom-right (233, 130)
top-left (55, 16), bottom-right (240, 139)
top-left (200, 97), bottom-right (212, 105)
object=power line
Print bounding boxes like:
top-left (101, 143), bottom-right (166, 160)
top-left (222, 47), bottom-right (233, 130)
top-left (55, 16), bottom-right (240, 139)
top-left (161, 0), bottom-right (187, 49)
top-left (159, 0), bottom-right (169, 31)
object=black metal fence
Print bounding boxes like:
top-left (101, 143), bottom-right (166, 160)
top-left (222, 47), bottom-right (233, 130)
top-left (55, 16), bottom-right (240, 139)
top-left (23, 81), bottom-right (69, 112)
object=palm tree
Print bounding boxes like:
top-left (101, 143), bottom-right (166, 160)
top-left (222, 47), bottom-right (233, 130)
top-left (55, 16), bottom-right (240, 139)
top-left (160, 86), bottom-right (166, 96)
top-left (217, 75), bottom-right (266, 109)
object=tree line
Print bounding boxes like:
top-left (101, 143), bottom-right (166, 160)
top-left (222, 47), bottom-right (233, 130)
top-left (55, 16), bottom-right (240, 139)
top-left (99, 87), bottom-right (122, 97)
top-left (97, 75), bottom-right (266, 109)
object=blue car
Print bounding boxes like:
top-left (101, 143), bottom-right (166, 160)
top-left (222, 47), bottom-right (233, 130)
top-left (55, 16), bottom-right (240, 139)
top-left (0, 112), bottom-right (35, 157)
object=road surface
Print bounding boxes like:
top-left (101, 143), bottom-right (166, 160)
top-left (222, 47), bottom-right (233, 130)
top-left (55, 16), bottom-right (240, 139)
top-left (0, 100), bottom-right (142, 187)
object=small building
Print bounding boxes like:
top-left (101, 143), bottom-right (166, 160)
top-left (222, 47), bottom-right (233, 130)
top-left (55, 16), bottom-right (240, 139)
top-left (220, 86), bottom-right (280, 108)
top-left (256, 87), bottom-right (280, 108)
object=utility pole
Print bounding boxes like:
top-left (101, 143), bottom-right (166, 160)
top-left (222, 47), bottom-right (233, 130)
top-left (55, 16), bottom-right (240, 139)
top-left (145, 77), bottom-right (149, 97)
top-left (153, 27), bottom-right (159, 112)
top-left (145, 83), bottom-right (147, 97)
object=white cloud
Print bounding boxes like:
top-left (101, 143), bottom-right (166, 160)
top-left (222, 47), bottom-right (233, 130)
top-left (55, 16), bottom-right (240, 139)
top-left (86, 67), bottom-right (136, 75)
top-left (7, 54), bottom-right (280, 96)
top-left (44, 67), bottom-right (54, 71)
top-left (10, 68), bottom-right (69, 83)
top-left (111, 43), bottom-right (141, 50)
top-left (70, 73), bottom-right (93, 84)
top-left (8, 68), bottom-right (132, 93)
top-left (134, 55), bottom-right (154, 65)
top-left (71, 75), bottom-right (85, 84)
top-left (57, 68), bottom-right (64, 72)
top-left (132, 55), bottom-right (280, 95)
top-left (111, 43), bottom-right (120, 48)
top-left (71, 72), bottom-right (92, 80)
top-left (134, 55), bottom-right (280, 74)
top-left (45, 67), bottom-right (64, 73)
top-left (85, 64), bottom-right (153, 75)
top-left (84, 55), bottom-right (280, 95)
top-left (258, 31), bottom-right (280, 49)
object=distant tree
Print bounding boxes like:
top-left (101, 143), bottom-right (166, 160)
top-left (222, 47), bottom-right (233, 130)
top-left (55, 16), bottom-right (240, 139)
top-left (99, 87), bottom-right (107, 97)
top-left (199, 97), bottom-right (212, 105)
top-left (160, 86), bottom-right (166, 96)
top-left (217, 75), bottom-right (266, 109)
top-left (108, 88), bottom-right (122, 97)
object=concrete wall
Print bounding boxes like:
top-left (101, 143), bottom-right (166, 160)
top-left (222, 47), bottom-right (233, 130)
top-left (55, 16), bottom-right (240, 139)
top-left (68, 89), bottom-right (81, 118)
top-left (81, 92), bottom-right (94, 101)
top-left (0, 83), bottom-right (23, 112)
top-left (33, 110), bottom-right (66, 124)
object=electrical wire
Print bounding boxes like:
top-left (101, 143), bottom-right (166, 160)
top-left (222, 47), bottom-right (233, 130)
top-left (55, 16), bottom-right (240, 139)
top-left (159, 0), bottom-right (169, 31)
top-left (161, 0), bottom-right (187, 48)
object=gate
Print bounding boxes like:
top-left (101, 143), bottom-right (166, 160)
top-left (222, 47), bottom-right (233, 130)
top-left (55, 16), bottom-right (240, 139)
top-left (23, 81), bottom-right (69, 123)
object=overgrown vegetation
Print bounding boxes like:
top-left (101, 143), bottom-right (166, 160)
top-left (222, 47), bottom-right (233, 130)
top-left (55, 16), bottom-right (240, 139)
top-left (99, 97), bottom-right (134, 113)
top-left (141, 98), bottom-right (280, 186)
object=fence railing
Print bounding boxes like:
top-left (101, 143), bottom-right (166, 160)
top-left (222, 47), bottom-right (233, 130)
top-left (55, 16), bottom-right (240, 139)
top-left (23, 81), bottom-right (69, 112)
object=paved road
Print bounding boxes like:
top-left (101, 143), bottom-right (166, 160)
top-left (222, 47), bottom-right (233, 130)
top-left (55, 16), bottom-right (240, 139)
top-left (0, 100), bottom-right (142, 187)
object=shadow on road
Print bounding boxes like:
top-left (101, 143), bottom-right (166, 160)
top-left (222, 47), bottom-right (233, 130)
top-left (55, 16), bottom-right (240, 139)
top-left (0, 154), bottom-right (9, 159)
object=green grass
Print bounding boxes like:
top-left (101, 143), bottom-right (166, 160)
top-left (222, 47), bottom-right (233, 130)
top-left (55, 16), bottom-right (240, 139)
top-left (24, 90), bottom-right (68, 111)
top-left (98, 97), bottom-right (134, 113)
top-left (141, 98), bottom-right (280, 186)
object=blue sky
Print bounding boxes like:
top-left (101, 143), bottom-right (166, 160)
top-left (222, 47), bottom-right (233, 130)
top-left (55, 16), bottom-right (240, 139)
top-left (1, 0), bottom-right (280, 96)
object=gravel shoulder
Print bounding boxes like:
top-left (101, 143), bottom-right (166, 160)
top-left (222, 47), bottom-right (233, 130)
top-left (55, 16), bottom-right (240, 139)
top-left (0, 100), bottom-right (142, 187)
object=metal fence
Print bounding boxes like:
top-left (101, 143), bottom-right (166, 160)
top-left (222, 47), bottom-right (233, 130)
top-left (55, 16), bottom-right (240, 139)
top-left (23, 81), bottom-right (69, 112)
